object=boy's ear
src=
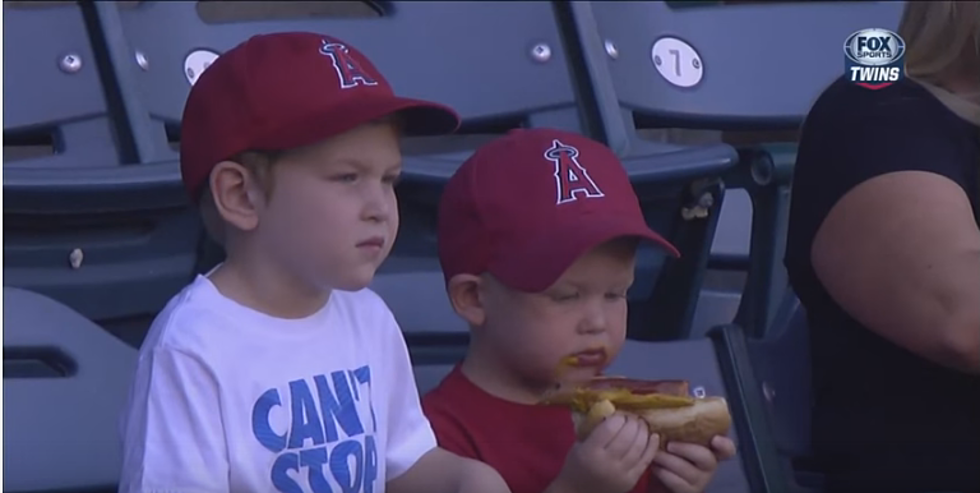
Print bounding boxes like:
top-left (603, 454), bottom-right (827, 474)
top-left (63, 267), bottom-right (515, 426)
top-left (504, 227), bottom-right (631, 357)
top-left (210, 160), bottom-right (262, 232)
top-left (447, 273), bottom-right (486, 328)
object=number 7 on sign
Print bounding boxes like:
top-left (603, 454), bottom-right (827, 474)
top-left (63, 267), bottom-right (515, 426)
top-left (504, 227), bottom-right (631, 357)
top-left (651, 36), bottom-right (705, 88)
top-left (669, 49), bottom-right (682, 77)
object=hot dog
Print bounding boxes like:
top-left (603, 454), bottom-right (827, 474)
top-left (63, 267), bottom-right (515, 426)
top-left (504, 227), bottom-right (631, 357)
top-left (543, 376), bottom-right (732, 446)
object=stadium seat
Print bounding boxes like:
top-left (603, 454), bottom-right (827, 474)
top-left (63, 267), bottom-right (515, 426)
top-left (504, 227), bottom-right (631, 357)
top-left (3, 2), bottom-right (201, 342)
top-left (3, 287), bottom-right (137, 493)
top-left (721, 2), bottom-right (902, 337)
top-left (569, 1), bottom-right (904, 338)
top-left (563, 2), bottom-right (740, 341)
top-left (607, 339), bottom-right (751, 493)
top-left (712, 290), bottom-right (820, 493)
top-left (749, 291), bottom-right (822, 490)
top-left (730, 145), bottom-right (796, 336)
top-left (3, 2), bottom-right (119, 173)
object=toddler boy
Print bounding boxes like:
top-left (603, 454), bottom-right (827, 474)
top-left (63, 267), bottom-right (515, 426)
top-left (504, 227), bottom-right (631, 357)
top-left (423, 128), bottom-right (737, 493)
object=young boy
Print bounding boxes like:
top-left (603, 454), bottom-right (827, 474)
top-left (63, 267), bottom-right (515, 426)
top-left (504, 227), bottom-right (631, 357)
top-left (119, 32), bottom-right (511, 493)
top-left (423, 128), bottom-right (737, 493)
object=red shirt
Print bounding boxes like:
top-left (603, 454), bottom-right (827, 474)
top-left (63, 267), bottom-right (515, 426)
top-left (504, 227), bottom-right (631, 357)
top-left (423, 365), bottom-right (659, 493)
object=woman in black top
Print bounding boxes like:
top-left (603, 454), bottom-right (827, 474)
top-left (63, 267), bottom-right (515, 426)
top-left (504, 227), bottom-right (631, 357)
top-left (784, 2), bottom-right (980, 492)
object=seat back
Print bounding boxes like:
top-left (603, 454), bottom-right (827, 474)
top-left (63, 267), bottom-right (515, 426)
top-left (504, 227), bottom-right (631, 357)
top-left (3, 287), bottom-right (138, 492)
top-left (747, 291), bottom-right (821, 489)
top-left (566, 2), bottom-right (741, 341)
top-left (578, 1), bottom-right (905, 130)
top-left (97, 1), bottom-right (583, 168)
top-left (575, 1), bottom-right (904, 338)
top-left (608, 339), bottom-right (751, 493)
top-left (711, 290), bottom-right (820, 493)
top-left (2, 3), bottom-right (202, 336)
top-left (2, 2), bottom-right (121, 175)
top-left (409, 330), bottom-right (470, 396)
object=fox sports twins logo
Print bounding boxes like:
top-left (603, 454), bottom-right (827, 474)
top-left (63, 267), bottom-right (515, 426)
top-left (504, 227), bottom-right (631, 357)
top-left (844, 28), bottom-right (906, 90)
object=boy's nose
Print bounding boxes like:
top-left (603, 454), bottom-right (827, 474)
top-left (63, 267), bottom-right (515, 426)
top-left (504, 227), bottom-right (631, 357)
top-left (364, 205), bottom-right (390, 223)
top-left (578, 309), bottom-right (608, 334)
top-left (362, 187), bottom-right (392, 222)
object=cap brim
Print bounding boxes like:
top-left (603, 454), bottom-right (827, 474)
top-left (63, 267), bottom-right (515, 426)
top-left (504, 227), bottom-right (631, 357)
top-left (253, 94), bottom-right (460, 152)
top-left (488, 216), bottom-right (680, 293)
top-left (389, 97), bottom-right (461, 136)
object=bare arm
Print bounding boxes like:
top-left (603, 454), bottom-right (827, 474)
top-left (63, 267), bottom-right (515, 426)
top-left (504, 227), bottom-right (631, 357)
top-left (387, 447), bottom-right (511, 493)
top-left (812, 170), bottom-right (980, 374)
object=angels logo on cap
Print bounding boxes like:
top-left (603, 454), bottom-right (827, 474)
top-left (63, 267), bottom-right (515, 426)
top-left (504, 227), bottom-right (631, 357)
top-left (319, 40), bottom-right (379, 89)
top-left (545, 139), bottom-right (605, 205)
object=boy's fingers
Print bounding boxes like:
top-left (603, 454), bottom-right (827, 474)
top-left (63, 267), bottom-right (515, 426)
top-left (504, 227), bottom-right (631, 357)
top-left (622, 422), bottom-right (652, 464)
top-left (605, 414), bottom-right (643, 458)
top-left (628, 433), bottom-right (660, 478)
top-left (665, 442), bottom-right (718, 471)
top-left (586, 412), bottom-right (627, 448)
top-left (646, 433), bottom-right (661, 464)
top-left (654, 466), bottom-right (696, 493)
top-left (653, 451), bottom-right (702, 485)
top-left (711, 435), bottom-right (738, 460)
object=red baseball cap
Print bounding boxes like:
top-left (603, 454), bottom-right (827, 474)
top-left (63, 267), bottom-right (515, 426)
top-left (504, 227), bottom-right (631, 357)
top-left (437, 128), bottom-right (679, 293)
top-left (180, 32), bottom-right (460, 201)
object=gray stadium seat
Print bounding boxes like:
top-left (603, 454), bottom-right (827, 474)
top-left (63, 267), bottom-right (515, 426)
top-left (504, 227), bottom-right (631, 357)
top-left (572, 1), bottom-right (905, 338)
top-left (607, 339), bottom-right (750, 493)
top-left (3, 287), bottom-right (137, 492)
top-left (712, 290), bottom-right (819, 493)
top-left (565, 2), bottom-right (741, 341)
top-left (747, 292), bottom-right (821, 491)
top-left (3, 2), bottom-right (201, 341)
top-left (2, 2), bottom-right (119, 173)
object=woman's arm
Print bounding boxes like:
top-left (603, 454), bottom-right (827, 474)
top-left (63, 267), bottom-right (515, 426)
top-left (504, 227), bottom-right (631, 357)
top-left (812, 169), bottom-right (980, 374)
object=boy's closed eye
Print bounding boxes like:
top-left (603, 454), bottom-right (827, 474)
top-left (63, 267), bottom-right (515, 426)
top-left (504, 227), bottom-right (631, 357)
top-left (328, 171), bottom-right (401, 186)
top-left (604, 290), bottom-right (629, 301)
top-left (330, 172), bottom-right (360, 183)
top-left (383, 172), bottom-right (402, 186)
top-left (549, 291), bottom-right (581, 303)
top-left (546, 286), bottom-right (630, 303)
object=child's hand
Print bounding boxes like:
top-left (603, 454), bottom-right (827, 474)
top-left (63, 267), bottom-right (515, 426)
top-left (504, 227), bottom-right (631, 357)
top-left (651, 436), bottom-right (737, 493)
top-left (552, 412), bottom-right (660, 493)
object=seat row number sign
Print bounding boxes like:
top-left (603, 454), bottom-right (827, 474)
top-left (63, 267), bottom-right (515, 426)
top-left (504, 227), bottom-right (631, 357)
top-left (651, 36), bottom-right (704, 88)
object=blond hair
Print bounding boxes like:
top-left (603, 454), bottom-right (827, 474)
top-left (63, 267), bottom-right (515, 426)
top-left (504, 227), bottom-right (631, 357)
top-left (899, 1), bottom-right (980, 124)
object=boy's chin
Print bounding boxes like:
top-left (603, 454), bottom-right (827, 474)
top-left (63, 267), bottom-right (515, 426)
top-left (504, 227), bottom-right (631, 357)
top-left (554, 367), bottom-right (604, 386)
top-left (323, 268), bottom-right (379, 292)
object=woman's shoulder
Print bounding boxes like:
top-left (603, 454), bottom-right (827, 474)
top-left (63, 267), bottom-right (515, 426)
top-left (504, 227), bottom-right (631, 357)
top-left (807, 77), bottom-right (974, 137)
top-left (809, 77), bottom-right (942, 125)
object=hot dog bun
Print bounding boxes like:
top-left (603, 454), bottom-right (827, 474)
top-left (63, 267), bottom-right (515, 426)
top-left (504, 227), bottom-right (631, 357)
top-left (545, 376), bottom-right (732, 446)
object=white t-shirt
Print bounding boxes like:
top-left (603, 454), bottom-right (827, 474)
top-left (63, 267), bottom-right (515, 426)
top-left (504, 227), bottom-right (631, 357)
top-left (119, 274), bottom-right (436, 493)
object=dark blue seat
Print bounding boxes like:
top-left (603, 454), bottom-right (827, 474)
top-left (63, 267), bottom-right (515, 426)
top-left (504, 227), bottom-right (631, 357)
top-left (3, 2), bottom-right (200, 343)
top-left (712, 290), bottom-right (819, 493)
top-left (572, 0), bottom-right (902, 338)
top-left (3, 287), bottom-right (137, 492)
top-left (573, 1), bottom-right (903, 337)
top-left (2, 2), bottom-right (118, 171)
top-left (565, 2), bottom-right (741, 341)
